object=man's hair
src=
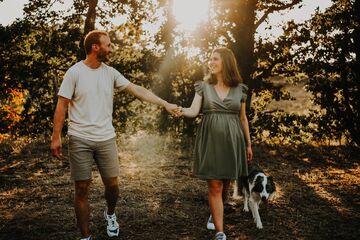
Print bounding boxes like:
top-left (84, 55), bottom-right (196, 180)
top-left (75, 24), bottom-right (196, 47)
top-left (83, 30), bottom-right (109, 55)
top-left (205, 47), bottom-right (243, 87)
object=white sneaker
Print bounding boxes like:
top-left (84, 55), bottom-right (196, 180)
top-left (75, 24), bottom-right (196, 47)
top-left (207, 215), bottom-right (215, 230)
top-left (104, 209), bottom-right (119, 237)
top-left (80, 236), bottom-right (92, 240)
top-left (215, 232), bottom-right (227, 240)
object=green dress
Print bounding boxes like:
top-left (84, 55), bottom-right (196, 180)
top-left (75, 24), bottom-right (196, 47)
top-left (193, 81), bottom-right (248, 180)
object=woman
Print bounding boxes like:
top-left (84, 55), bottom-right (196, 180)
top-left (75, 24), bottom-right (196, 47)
top-left (180, 47), bottom-right (252, 240)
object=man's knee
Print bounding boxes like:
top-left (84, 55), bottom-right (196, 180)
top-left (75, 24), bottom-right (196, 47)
top-left (75, 180), bottom-right (91, 199)
top-left (103, 177), bottom-right (119, 192)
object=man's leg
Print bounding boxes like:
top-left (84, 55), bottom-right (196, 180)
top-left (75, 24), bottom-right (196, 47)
top-left (69, 136), bottom-right (95, 238)
top-left (95, 137), bottom-right (120, 237)
top-left (74, 180), bottom-right (91, 238)
top-left (102, 176), bottom-right (120, 237)
top-left (102, 177), bottom-right (119, 214)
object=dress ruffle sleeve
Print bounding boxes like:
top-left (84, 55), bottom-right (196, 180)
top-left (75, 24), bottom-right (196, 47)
top-left (240, 84), bottom-right (249, 102)
top-left (194, 81), bottom-right (204, 96)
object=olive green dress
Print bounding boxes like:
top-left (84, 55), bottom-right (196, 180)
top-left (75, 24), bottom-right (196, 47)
top-left (193, 81), bottom-right (248, 180)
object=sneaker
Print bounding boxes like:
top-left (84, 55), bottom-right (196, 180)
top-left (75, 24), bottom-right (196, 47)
top-left (215, 232), bottom-right (227, 240)
top-left (104, 209), bottom-right (119, 237)
top-left (207, 215), bottom-right (215, 230)
top-left (80, 236), bottom-right (92, 240)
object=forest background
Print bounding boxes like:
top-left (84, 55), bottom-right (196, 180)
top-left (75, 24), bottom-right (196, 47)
top-left (0, 0), bottom-right (359, 239)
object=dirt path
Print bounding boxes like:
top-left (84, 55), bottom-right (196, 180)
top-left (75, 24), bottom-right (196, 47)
top-left (1, 133), bottom-right (360, 239)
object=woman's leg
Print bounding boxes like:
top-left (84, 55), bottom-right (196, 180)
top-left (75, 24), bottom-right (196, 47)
top-left (208, 179), bottom-right (224, 232)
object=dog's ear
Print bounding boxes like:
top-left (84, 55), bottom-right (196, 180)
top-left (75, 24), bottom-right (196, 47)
top-left (268, 176), bottom-right (276, 192)
top-left (252, 176), bottom-right (264, 193)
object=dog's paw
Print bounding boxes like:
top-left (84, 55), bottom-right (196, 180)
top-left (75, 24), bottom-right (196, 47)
top-left (243, 206), bottom-right (249, 212)
top-left (232, 194), bottom-right (241, 200)
top-left (256, 222), bottom-right (263, 229)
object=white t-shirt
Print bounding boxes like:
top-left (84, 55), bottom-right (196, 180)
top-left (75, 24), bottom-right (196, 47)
top-left (58, 61), bottom-right (130, 141)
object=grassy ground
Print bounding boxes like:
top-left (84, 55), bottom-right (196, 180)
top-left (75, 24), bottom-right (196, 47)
top-left (0, 132), bottom-right (360, 240)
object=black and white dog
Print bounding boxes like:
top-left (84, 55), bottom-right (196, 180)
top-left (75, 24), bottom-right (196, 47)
top-left (233, 164), bottom-right (276, 229)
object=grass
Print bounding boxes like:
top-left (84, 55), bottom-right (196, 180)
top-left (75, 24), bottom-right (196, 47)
top-left (0, 132), bottom-right (359, 240)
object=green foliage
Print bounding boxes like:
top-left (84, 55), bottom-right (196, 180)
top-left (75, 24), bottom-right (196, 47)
top-left (252, 110), bottom-right (311, 144)
top-left (274, 0), bottom-right (360, 145)
top-left (0, 0), bottom-right (165, 138)
top-left (251, 0), bottom-right (360, 146)
top-left (1, 0), bottom-right (359, 148)
top-left (0, 18), bottom-right (81, 136)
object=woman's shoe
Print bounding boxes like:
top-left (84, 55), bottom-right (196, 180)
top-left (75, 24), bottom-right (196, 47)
top-left (207, 215), bottom-right (215, 230)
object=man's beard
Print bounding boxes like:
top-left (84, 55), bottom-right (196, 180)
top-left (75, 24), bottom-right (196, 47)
top-left (96, 50), bottom-right (108, 62)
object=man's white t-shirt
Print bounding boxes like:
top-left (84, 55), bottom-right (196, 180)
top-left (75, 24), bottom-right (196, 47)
top-left (58, 61), bottom-right (130, 141)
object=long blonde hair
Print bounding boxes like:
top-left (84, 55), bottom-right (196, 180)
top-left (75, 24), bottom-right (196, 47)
top-left (205, 47), bottom-right (243, 87)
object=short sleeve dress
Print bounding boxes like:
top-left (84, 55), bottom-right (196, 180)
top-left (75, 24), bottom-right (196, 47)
top-left (193, 81), bottom-right (249, 180)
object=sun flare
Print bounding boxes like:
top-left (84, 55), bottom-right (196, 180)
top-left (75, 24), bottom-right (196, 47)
top-left (172, 0), bottom-right (210, 31)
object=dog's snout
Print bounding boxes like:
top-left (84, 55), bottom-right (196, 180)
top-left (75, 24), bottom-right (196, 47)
top-left (261, 196), bottom-right (267, 201)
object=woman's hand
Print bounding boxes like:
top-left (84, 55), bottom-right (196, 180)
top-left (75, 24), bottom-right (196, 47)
top-left (174, 106), bottom-right (183, 117)
top-left (164, 102), bottom-right (179, 116)
top-left (247, 145), bottom-right (253, 161)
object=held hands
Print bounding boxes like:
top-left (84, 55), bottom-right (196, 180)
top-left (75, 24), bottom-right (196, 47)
top-left (174, 106), bottom-right (183, 117)
top-left (164, 102), bottom-right (183, 117)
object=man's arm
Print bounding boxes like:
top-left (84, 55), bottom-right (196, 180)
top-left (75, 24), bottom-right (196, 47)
top-left (124, 83), bottom-right (179, 116)
top-left (51, 96), bottom-right (70, 158)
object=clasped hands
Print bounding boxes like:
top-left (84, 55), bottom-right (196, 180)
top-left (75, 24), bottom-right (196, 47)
top-left (164, 103), bottom-right (183, 117)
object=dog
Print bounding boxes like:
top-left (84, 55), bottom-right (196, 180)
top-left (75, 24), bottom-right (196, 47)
top-left (233, 164), bottom-right (276, 229)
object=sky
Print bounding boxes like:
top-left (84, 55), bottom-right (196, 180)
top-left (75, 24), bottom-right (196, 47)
top-left (0, 0), bottom-right (332, 39)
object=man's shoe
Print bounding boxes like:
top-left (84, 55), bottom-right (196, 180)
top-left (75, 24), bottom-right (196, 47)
top-left (207, 215), bottom-right (215, 230)
top-left (104, 209), bottom-right (119, 237)
top-left (215, 232), bottom-right (227, 240)
top-left (80, 236), bottom-right (92, 240)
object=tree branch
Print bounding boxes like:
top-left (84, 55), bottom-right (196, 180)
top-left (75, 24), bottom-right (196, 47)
top-left (255, 0), bottom-right (302, 29)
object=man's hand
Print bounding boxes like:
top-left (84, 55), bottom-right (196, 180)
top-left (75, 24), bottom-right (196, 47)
top-left (51, 96), bottom-right (69, 159)
top-left (51, 136), bottom-right (62, 159)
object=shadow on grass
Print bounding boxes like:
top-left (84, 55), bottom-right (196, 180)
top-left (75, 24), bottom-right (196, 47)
top-left (223, 144), bottom-right (360, 240)
top-left (1, 137), bottom-right (359, 240)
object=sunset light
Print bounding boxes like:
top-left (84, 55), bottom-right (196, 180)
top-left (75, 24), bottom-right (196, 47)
top-left (172, 0), bottom-right (210, 31)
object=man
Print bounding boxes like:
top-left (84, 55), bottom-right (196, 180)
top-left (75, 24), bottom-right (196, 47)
top-left (50, 30), bottom-right (179, 240)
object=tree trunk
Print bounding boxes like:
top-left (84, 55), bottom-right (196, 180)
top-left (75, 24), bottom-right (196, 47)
top-left (227, 0), bottom-right (257, 113)
top-left (157, 0), bottom-right (176, 131)
top-left (84, 0), bottom-right (98, 35)
top-left (78, 0), bottom-right (98, 60)
top-left (351, 0), bottom-right (360, 145)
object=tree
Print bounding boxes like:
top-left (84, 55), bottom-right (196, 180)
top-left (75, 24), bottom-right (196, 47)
top-left (301, 0), bottom-right (359, 145)
top-left (211, 0), bottom-right (302, 103)
top-left (255, 0), bottom-right (360, 145)
top-left (0, 0), bottom-right (161, 137)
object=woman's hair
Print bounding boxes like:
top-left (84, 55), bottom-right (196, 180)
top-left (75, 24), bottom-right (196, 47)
top-left (205, 47), bottom-right (243, 87)
top-left (83, 30), bottom-right (109, 55)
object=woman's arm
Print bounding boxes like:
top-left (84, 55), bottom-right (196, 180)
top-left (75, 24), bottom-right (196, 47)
top-left (240, 102), bottom-right (253, 160)
top-left (181, 93), bottom-right (202, 118)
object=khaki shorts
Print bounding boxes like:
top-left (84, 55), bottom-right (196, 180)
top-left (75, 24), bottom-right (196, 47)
top-left (68, 135), bottom-right (119, 181)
